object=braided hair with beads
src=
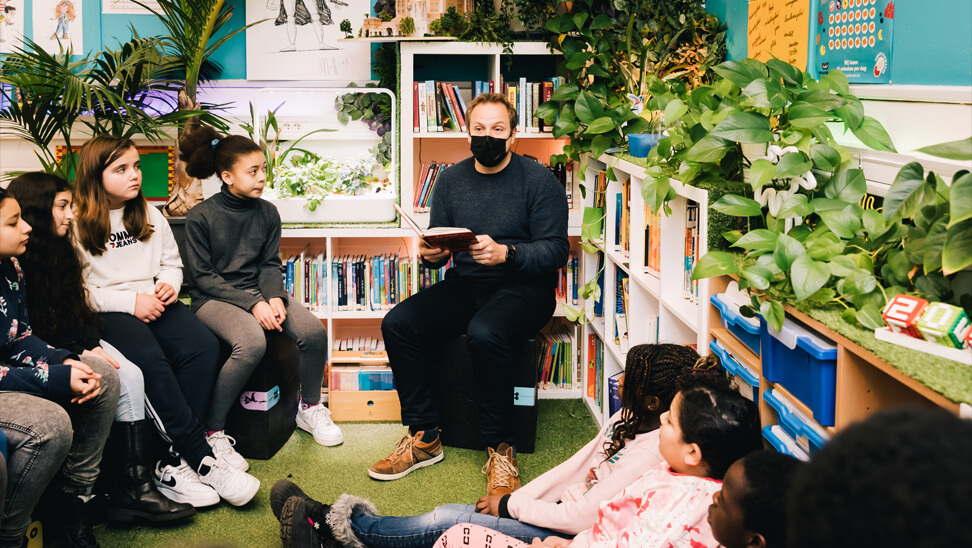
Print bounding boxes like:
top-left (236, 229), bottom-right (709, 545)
top-left (602, 343), bottom-right (702, 461)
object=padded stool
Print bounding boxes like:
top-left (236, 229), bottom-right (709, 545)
top-left (223, 331), bottom-right (301, 460)
top-left (429, 335), bottom-right (539, 453)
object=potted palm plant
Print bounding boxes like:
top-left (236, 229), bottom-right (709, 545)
top-left (135, 0), bottom-right (265, 216)
top-left (0, 36), bottom-right (201, 179)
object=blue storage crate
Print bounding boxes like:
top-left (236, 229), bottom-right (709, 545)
top-left (709, 339), bottom-right (759, 403)
top-left (710, 292), bottom-right (761, 356)
top-left (762, 425), bottom-right (810, 461)
top-left (763, 389), bottom-right (830, 455)
top-left (760, 316), bottom-right (838, 426)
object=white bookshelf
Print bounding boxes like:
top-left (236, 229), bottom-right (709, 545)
top-left (579, 154), bottom-right (711, 426)
top-left (399, 41), bottom-right (582, 229)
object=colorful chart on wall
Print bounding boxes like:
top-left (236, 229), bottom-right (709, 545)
top-left (32, 0), bottom-right (83, 54)
top-left (102, 0), bottom-right (160, 15)
top-left (0, 0), bottom-right (25, 54)
top-left (245, 0), bottom-right (372, 81)
top-left (809, 0), bottom-right (895, 83)
top-left (56, 145), bottom-right (174, 202)
top-left (747, 0), bottom-right (810, 70)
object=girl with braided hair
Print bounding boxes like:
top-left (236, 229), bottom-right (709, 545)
top-left (269, 343), bottom-right (702, 547)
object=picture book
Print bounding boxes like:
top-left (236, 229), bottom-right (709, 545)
top-left (394, 204), bottom-right (479, 251)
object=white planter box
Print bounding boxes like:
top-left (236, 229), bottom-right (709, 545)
top-left (266, 194), bottom-right (398, 223)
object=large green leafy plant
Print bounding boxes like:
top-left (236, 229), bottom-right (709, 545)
top-left (640, 58), bottom-right (895, 217)
top-left (692, 136), bottom-right (972, 332)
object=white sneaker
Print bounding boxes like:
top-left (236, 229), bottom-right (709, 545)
top-left (207, 431), bottom-right (249, 471)
top-left (196, 455), bottom-right (260, 507)
top-left (296, 404), bottom-right (344, 446)
top-left (154, 458), bottom-right (220, 508)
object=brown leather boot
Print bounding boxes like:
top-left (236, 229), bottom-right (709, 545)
top-left (367, 431), bottom-right (443, 481)
top-left (484, 443), bottom-right (521, 496)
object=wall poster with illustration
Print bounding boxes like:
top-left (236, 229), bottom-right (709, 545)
top-left (31, 0), bottom-right (84, 54)
top-left (0, 0), bottom-right (25, 54)
top-left (809, 0), bottom-right (895, 83)
top-left (246, 0), bottom-right (372, 81)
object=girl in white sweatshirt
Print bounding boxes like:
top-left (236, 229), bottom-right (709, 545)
top-left (73, 135), bottom-right (259, 509)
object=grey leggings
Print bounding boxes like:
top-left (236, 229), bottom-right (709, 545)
top-left (196, 298), bottom-right (328, 431)
top-left (0, 357), bottom-right (119, 547)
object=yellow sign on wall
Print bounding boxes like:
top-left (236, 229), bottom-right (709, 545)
top-left (748, 0), bottom-right (811, 70)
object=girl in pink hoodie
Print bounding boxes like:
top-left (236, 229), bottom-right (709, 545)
top-left (436, 368), bottom-right (762, 548)
top-left (271, 344), bottom-right (703, 547)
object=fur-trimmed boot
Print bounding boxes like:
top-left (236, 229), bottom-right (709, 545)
top-left (279, 492), bottom-right (377, 548)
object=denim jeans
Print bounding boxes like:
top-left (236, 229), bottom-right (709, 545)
top-left (349, 504), bottom-right (566, 548)
top-left (0, 357), bottom-right (119, 547)
top-left (101, 339), bottom-right (146, 422)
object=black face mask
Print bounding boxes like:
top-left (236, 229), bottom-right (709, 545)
top-left (470, 135), bottom-right (510, 168)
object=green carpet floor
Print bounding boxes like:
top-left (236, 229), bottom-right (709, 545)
top-left (93, 399), bottom-right (598, 547)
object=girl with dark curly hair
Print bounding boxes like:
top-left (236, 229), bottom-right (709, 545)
top-left (268, 343), bottom-right (701, 547)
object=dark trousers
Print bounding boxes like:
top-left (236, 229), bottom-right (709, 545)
top-left (99, 302), bottom-right (220, 469)
top-left (381, 273), bottom-right (553, 446)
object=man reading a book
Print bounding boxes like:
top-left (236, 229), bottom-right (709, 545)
top-left (372, 93), bottom-right (569, 497)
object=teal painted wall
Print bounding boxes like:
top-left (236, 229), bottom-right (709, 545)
top-left (706, 0), bottom-right (972, 86)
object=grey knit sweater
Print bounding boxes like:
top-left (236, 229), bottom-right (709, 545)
top-left (184, 185), bottom-right (287, 312)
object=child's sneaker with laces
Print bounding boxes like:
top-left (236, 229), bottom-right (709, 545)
top-left (206, 430), bottom-right (249, 471)
top-left (154, 458), bottom-right (220, 508)
top-left (296, 404), bottom-right (344, 446)
top-left (196, 455), bottom-right (260, 507)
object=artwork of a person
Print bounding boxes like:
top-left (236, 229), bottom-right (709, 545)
top-left (274, 0), bottom-right (347, 51)
top-left (50, 0), bottom-right (75, 41)
top-left (0, 3), bottom-right (17, 43)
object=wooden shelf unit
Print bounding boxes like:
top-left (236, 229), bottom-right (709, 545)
top-left (705, 272), bottom-right (961, 447)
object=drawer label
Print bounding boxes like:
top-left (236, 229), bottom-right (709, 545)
top-left (513, 386), bottom-right (536, 407)
top-left (240, 386), bottom-right (281, 411)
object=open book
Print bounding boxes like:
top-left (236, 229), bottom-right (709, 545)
top-left (394, 204), bottom-right (479, 251)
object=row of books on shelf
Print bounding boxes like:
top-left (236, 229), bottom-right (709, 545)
top-left (683, 202), bottom-right (700, 302)
top-left (537, 328), bottom-right (578, 390)
top-left (555, 255), bottom-right (581, 307)
top-left (413, 162), bottom-right (453, 212)
top-left (413, 158), bottom-right (573, 213)
top-left (614, 271), bottom-right (629, 353)
top-left (330, 338), bottom-right (394, 392)
top-left (644, 205), bottom-right (661, 276)
top-left (330, 366), bottom-right (395, 392)
top-left (283, 252), bottom-right (451, 312)
top-left (614, 178), bottom-right (631, 259)
top-left (587, 334), bottom-right (605, 412)
top-left (412, 77), bottom-right (566, 135)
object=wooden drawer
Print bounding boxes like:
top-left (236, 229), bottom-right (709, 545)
top-left (329, 390), bottom-right (401, 422)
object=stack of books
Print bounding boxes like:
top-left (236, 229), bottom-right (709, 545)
top-left (331, 254), bottom-right (415, 312)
